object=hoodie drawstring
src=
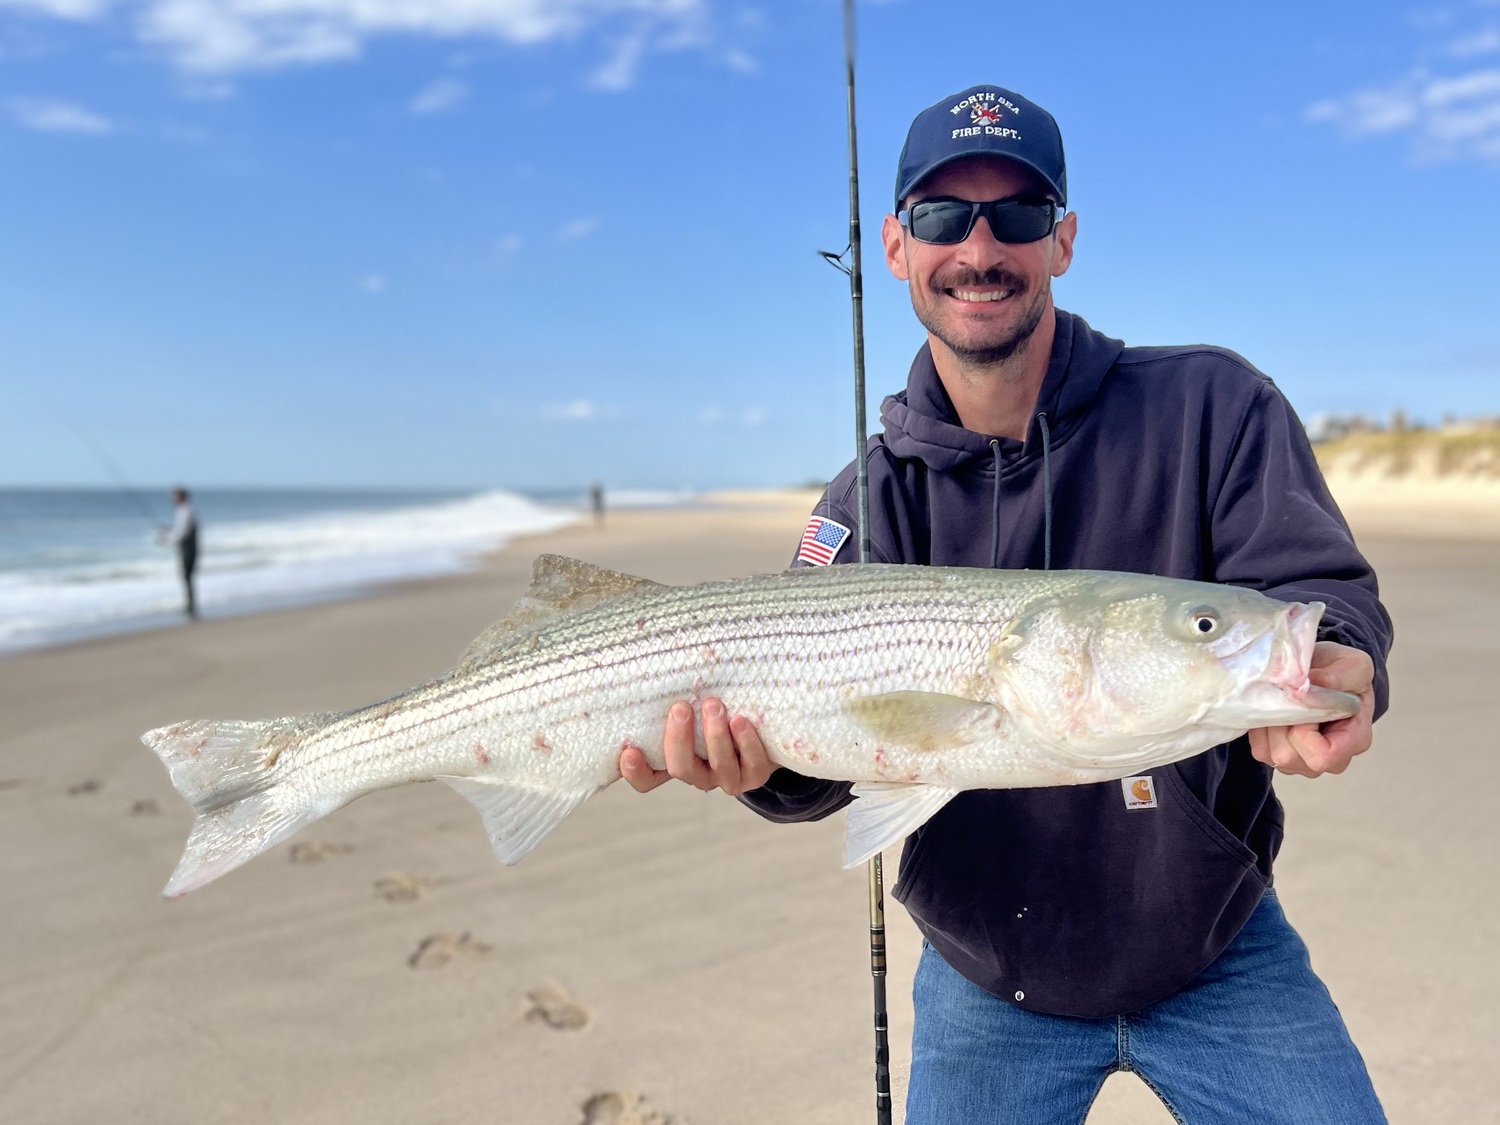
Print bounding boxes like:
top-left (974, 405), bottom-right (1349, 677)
top-left (1037, 412), bottom-right (1053, 571)
top-left (988, 439), bottom-right (1002, 569)
top-left (989, 417), bottom-right (1055, 571)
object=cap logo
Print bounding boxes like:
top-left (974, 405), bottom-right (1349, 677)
top-left (970, 102), bottom-right (1003, 126)
top-left (950, 91), bottom-right (1020, 117)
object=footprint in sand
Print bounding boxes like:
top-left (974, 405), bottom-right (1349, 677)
top-left (521, 983), bottom-right (591, 1031)
top-left (130, 799), bottom-right (162, 816)
top-left (578, 1091), bottom-right (678, 1125)
top-left (407, 931), bottom-right (492, 970)
top-left (287, 841), bottom-right (352, 864)
top-left (373, 874), bottom-right (435, 903)
top-left (67, 779), bottom-right (102, 796)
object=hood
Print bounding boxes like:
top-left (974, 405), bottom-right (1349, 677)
top-left (880, 309), bottom-right (1125, 472)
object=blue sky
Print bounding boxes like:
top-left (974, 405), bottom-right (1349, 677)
top-left (2, 0), bottom-right (1497, 491)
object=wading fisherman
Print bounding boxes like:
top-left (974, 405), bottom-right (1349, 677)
top-left (162, 487), bottom-right (199, 619)
top-left (622, 84), bottom-right (1393, 1123)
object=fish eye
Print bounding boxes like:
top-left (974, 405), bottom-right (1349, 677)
top-left (1189, 608), bottom-right (1219, 636)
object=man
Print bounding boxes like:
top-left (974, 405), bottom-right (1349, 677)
top-left (164, 487), bottom-right (199, 619)
top-left (622, 84), bottom-right (1392, 1123)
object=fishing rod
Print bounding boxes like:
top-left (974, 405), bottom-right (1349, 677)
top-left (70, 425), bottom-right (165, 528)
top-left (818, 1), bottom-right (890, 1121)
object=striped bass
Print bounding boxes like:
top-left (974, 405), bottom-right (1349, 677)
top-left (143, 554), bottom-right (1359, 897)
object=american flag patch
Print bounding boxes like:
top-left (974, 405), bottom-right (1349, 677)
top-left (797, 515), bottom-right (852, 566)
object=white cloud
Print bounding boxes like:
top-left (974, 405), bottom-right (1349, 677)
top-left (1308, 4), bottom-right (1500, 160)
top-left (6, 96), bottom-right (112, 133)
top-left (1307, 67), bottom-right (1500, 159)
top-left (1449, 27), bottom-right (1500, 56)
top-left (557, 216), bottom-right (601, 240)
top-left (589, 24), bottom-right (649, 90)
top-left (7, 0), bottom-right (710, 74)
top-left (1, 0), bottom-right (760, 97)
top-left (179, 77), bottom-right (234, 100)
top-left (543, 398), bottom-right (602, 421)
top-left (0, 0), bottom-right (113, 17)
top-left (410, 76), bottom-right (466, 115)
top-left (494, 394), bottom-right (624, 421)
top-left (1306, 86), bottom-right (1418, 136)
top-left (723, 47), bottom-right (755, 74)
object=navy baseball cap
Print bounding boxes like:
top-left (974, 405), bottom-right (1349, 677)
top-left (895, 84), bottom-right (1067, 211)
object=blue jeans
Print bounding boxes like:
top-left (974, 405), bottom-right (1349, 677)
top-left (906, 889), bottom-right (1386, 1124)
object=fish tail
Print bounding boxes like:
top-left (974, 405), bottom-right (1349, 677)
top-left (142, 717), bottom-right (328, 897)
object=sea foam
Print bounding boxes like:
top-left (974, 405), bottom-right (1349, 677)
top-left (0, 488), bottom-right (586, 654)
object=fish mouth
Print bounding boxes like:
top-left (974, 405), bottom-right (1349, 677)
top-left (1216, 602), bottom-right (1360, 725)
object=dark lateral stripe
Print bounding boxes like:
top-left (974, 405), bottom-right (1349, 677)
top-left (292, 568), bottom-right (1082, 772)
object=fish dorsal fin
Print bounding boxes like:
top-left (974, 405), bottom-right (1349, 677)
top-left (843, 691), bottom-right (1003, 753)
top-left (457, 554), bottom-right (665, 672)
top-left (524, 553), bottom-right (666, 612)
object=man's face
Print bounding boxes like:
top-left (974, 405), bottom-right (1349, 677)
top-left (882, 156), bottom-right (1076, 367)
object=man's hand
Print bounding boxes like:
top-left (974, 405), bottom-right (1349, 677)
top-left (619, 698), bottom-right (774, 796)
top-left (1248, 641), bottom-right (1376, 777)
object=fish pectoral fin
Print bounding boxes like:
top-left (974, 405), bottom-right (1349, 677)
top-left (843, 782), bottom-right (961, 868)
top-left (458, 555), bottom-right (666, 671)
top-left (843, 692), bottom-right (1002, 752)
top-left (437, 776), bottom-right (597, 865)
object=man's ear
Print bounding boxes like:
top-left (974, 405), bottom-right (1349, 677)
top-left (881, 213), bottom-right (909, 281)
top-left (1050, 211), bottom-right (1077, 279)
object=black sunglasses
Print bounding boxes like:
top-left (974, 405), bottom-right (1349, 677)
top-left (899, 196), bottom-right (1059, 245)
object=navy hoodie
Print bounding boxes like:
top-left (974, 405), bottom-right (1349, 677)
top-left (741, 309), bottom-right (1393, 1019)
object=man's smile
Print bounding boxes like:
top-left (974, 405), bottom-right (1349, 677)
top-left (947, 287), bottom-right (1014, 303)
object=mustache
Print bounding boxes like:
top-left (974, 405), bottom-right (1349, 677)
top-left (930, 267), bottom-right (1029, 295)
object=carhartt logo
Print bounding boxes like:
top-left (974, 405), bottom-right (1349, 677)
top-left (1122, 776), bottom-right (1158, 810)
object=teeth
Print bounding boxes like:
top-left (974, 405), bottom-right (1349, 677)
top-left (951, 289), bottom-right (1012, 302)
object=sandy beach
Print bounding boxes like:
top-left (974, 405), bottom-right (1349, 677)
top-left (2, 489), bottom-right (1497, 1124)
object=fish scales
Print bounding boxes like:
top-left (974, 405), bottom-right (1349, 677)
top-left (143, 557), bottom-right (1361, 895)
top-left (296, 566), bottom-right (1029, 784)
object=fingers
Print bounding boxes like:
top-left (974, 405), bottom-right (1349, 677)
top-left (619, 744), bottom-right (672, 793)
top-left (632, 699), bottom-right (772, 797)
top-left (663, 701), bottom-right (715, 791)
top-left (702, 699), bottom-right (742, 794)
top-left (729, 714), bottom-right (775, 793)
top-left (1249, 691), bottom-right (1376, 778)
top-left (1249, 725), bottom-right (1321, 778)
top-left (1307, 641), bottom-right (1375, 695)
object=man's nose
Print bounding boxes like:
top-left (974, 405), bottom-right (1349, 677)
top-left (955, 211), bottom-right (1009, 265)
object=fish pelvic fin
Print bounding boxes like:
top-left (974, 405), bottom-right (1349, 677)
top-left (437, 776), bottom-right (597, 865)
top-left (843, 782), bottom-right (961, 868)
top-left (457, 554), bottom-right (666, 672)
top-left (142, 717), bottom-right (330, 898)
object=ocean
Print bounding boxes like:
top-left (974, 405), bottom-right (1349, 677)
top-left (0, 486), bottom-right (689, 656)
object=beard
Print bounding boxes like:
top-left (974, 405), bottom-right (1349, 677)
top-left (912, 266), bottom-right (1049, 368)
